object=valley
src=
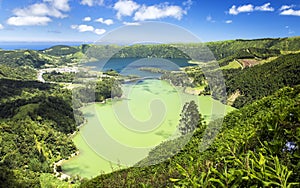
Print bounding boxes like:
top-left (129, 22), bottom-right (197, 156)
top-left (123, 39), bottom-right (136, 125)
top-left (0, 37), bottom-right (299, 187)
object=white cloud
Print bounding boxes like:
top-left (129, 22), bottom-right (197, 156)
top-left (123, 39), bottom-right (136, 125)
top-left (80, 0), bottom-right (93, 6)
top-left (113, 0), bottom-right (191, 21)
top-left (113, 0), bottom-right (140, 20)
top-left (182, 0), bottom-right (193, 10)
top-left (13, 3), bottom-right (67, 18)
top-left (7, 16), bottom-right (52, 26)
top-left (71, 24), bottom-right (106, 35)
top-left (134, 4), bottom-right (185, 21)
top-left (0, 24), bottom-right (4, 29)
top-left (44, 0), bottom-right (70, 11)
top-left (77, 24), bottom-right (94, 32)
top-left (280, 5), bottom-right (294, 11)
top-left (123, 21), bottom-right (140, 26)
top-left (83, 17), bottom-right (92, 21)
top-left (280, 9), bottom-right (300, 16)
top-left (229, 3), bottom-right (274, 15)
top-left (94, 28), bottom-right (106, 35)
top-left (229, 4), bottom-right (254, 15)
top-left (71, 25), bottom-right (78, 29)
top-left (255, 3), bottom-right (274, 11)
top-left (206, 15), bottom-right (215, 23)
top-left (95, 18), bottom-right (114, 25)
top-left (80, 0), bottom-right (104, 7)
top-left (7, 0), bottom-right (70, 26)
top-left (225, 20), bottom-right (232, 24)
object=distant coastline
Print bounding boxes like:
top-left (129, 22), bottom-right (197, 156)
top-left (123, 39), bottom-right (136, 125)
top-left (0, 42), bottom-right (87, 50)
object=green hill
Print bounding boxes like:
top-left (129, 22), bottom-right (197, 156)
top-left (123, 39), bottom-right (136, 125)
top-left (81, 85), bottom-right (300, 187)
top-left (0, 64), bottom-right (37, 80)
top-left (224, 52), bottom-right (300, 108)
top-left (207, 37), bottom-right (300, 60)
top-left (0, 50), bottom-right (55, 68)
top-left (0, 37), bottom-right (300, 187)
top-left (41, 45), bottom-right (80, 56)
top-left (80, 37), bottom-right (300, 187)
top-left (0, 79), bottom-right (83, 187)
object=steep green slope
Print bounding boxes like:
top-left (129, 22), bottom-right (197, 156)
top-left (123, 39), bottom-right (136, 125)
top-left (0, 50), bottom-right (55, 68)
top-left (0, 79), bottom-right (83, 187)
top-left (0, 37), bottom-right (299, 68)
top-left (80, 38), bottom-right (300, 187)
top-left (41, 45), bottom-right (80, 56)
top-left (207, 37), bottom-right (300, 60)
top-left (0, 46), bottom-right (81, 68)
top-left (224, 53), bottom-right (300, 108)
top-left (0, 64), bottom-right (37, 80)
top-left (80, 37), bottom-right (300, 61)
top-left (81, 85), bottom-right (300, 187)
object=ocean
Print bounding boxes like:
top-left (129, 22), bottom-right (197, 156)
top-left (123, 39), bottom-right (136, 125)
top-left (0, 42), bottom-right (86, 50)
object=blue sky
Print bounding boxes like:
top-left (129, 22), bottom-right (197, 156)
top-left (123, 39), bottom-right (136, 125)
top-left (0, 0), bottom-right (299, 42)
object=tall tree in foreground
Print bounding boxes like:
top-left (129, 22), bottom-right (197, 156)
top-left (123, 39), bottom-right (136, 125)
top-left (178, 100), bottom-right (204, 135)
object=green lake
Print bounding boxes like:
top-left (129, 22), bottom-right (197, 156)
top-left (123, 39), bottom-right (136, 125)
top-left (62, 79), bottom-right (235, 178)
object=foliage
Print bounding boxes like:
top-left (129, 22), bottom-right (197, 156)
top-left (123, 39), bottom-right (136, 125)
top-left (39, 173), bottom-right (80, 188)
top-left (1, 37), bottom-right (299, 68)
top-left (73, 77), bottom-right (123, 103)
top-left (206, 37), bottom-right (300, 60)
top-left (1, 37), bottom-right (300, 187)
top-left (112, 44), bottom-right (191, 59)
top-left (0, 50), bottom-right (54, 68)
top-left (81, 85), bottom-right (300, 187)
top-left (161, 72), bottom-right (191, 87)
top-left (41, 45), bottom-right (80, 56)
top-left (0, 78), bottom-right (82, 187)
top-left (95, 77), bottom-right (122, 101)
top-left (43, 71), bottom-right (75, 83)
top-left (185, 66), bottom-right (206, 86)
top-left (0, 64), bottom-right (37, 80)
top-left (103, 69), bottom-right (120, 76)
top-left (178, 101), bottom-right (205, 135)
top-left (224, 53), bottom-right (300, 108)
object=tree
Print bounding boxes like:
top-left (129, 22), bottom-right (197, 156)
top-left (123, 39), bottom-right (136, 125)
top-left (95, 77), bottom-right (122, 101)
top-left (178, 100), bottom-right (204, 135)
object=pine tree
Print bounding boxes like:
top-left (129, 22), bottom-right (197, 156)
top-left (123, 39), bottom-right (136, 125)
top-left (178, 100), bottom-right (204, 135)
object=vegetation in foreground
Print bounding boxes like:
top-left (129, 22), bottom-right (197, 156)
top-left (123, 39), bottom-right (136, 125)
top-left (0, 37), bottom-right (300, 187)
top-left (81, 85), bottom-right (300, 187)
top-left (0, 75), bottom-right (82, 187)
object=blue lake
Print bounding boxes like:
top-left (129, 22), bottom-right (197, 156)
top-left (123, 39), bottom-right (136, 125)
top-left (84, 58), bottom-right (196, 77)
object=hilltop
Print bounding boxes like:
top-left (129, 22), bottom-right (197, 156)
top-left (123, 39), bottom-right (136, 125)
top-left (1, 36), bottom-right (300, 69)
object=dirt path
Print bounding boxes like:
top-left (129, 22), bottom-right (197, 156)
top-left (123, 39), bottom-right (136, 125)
top-left (227, 90), bottom-right (241, 106)
top-left (37, 70), bottom-right (46, 82)
top-left (53, 151), bottom-right (79, 180)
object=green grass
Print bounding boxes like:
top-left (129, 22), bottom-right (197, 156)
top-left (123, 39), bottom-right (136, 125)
top-left (62, 80), bottom-right (235, 178)
top-left (220, 60), bottom-right (242, 69)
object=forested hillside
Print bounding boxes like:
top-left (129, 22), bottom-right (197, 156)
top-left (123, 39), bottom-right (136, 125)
top-left (0, 50), bottom-right (53, 68)
top-left (0, 78), bottom-right (83, 187)
top-left (0, 37), bottom-right (300, 187)
top-left (41, 45), bottom-right (80, 56)
top-left (82, 37), bottom-right (300, 61)
top-left (224, 53), bottom-right (300, 108)
top-left (81, 85), bottom-right (300, 187)
top-left (206, 37), bottom-right (300, 60)
top-left (80, 37), bottom-right (300, 187)
top-left (1, 37), bottom-right (300, 68)
top-left (0, 64), bottom-right (37, 80)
